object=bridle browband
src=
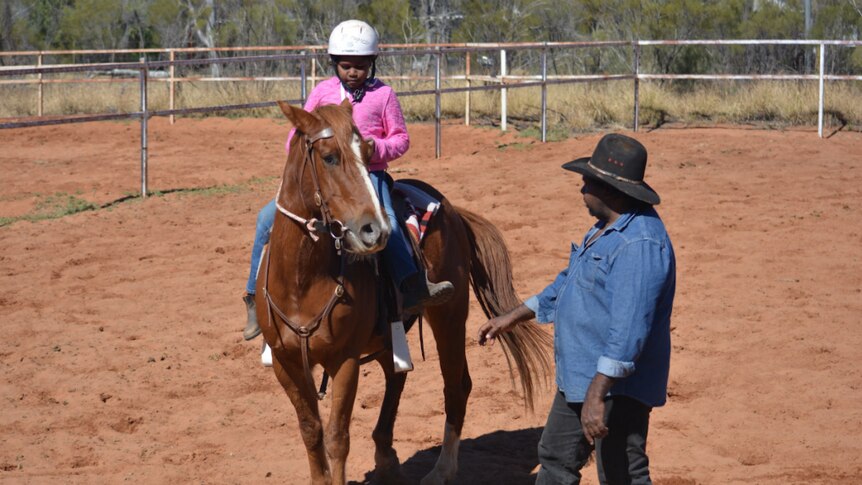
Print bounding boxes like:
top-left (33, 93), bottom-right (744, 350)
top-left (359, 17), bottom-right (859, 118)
top-left (264, 124), bottom-right (349, 399)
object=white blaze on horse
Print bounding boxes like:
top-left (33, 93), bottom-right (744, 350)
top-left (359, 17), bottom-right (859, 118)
top-left (257, 99), bottom-right (551, 485)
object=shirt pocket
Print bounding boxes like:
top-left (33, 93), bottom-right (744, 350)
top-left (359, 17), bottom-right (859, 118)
top-left (574, 251), bottom-right (608, 291)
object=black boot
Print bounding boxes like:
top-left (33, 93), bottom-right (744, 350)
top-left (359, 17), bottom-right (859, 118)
top-left (400, 271), bottom-right (455, 315)
top-left (242, 294), bottom-right (262, 340)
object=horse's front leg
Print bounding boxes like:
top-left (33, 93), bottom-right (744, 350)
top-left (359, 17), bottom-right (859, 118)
top-left (325, 356), bottom-right (360, 485)
top-left (272, 355), bottom-right (331, 484)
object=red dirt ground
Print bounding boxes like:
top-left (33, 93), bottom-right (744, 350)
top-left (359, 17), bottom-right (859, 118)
top-left (1, 117), bottom-right (861, 484)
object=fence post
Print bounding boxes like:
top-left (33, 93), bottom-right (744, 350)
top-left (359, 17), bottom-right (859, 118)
top-left (633, 42), bottom-right (640, 132)
top-left (140, 57), bottom-right (149, 198)
top-left (465, 51), bottom-right (471, 126)
top-left (818, 42), bottom-right (825, 139)
top-left (311, 56), bottom-right (317, 90)
top-left (300, 50), bottom-right (307, 104)
top-left (169, 49), bottom-right (176, 125)
top-left (500, 48), bottom-right (507, 131)
top-left (37, 53), bottom-right (44, 117)
top-left (435, 47), bottom-right (442, 159)
top-left (541, 45), bottom-right (547, 143)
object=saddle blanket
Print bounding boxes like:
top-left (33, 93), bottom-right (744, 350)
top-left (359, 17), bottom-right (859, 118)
top-left (393, 182), bottom-right (441, 244)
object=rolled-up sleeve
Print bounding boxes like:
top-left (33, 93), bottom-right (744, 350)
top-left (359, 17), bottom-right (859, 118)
top-left (598, 239), bottom-right (670, 378)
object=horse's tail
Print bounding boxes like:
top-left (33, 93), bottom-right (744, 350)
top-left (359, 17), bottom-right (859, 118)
top-left (456, 206), bottom-right (553, 411)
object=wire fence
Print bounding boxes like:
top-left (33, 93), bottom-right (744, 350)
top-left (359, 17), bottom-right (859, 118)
top-left (1, 40), bottom-right (861, 197)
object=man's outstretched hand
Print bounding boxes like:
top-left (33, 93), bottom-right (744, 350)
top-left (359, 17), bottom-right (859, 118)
top-left (477, 304), bottom-right (536, 346)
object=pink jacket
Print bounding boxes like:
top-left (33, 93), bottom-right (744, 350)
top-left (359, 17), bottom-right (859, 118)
top-left (285, 77), bottom-right (410, 172)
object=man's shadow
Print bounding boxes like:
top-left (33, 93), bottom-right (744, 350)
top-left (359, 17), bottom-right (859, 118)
top-left (353, 427), bottom-right (543, 484)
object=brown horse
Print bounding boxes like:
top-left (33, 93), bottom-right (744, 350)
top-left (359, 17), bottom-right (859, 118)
top-left (256, 99), bottom-right (551, 485)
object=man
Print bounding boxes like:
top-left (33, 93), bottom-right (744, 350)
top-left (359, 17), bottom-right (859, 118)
top-left (478, 133), bottom-right (676, 484)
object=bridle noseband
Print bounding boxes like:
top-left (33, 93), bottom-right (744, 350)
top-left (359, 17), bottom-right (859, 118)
top-left (264, 124), bottom-right (350, 399)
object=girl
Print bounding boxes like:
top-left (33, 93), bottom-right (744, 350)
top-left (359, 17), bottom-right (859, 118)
top-left (242, 19), bottom-right (454, 341)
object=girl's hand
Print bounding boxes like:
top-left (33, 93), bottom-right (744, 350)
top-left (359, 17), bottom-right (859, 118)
top-left (363, 138), bottom-right (375, 162)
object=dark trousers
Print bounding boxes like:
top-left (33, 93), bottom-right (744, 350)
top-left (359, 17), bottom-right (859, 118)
top-left (535, 391), bottom-right (652, 485)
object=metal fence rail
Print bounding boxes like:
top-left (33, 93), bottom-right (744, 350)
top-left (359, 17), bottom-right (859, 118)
top-left (1, 40), bottom-right (860, 198)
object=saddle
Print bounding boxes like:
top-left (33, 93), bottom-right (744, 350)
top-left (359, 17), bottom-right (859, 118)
top-left (318, 180), bottom-right (444, 399)
top-left (318, 179), bottom-right (444, 396)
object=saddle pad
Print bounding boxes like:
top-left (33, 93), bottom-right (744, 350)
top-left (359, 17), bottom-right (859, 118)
top-left (393, 182), bottom-right (441, 244)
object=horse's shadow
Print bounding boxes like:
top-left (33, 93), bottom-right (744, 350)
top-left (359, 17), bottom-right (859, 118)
top-left (352, 427), bottom-right (543, 485)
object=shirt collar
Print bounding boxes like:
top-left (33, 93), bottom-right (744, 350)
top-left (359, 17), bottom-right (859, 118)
top-left (583, 208), bottom-right (645, 246)
top-left (607, 210), bottom-right (639, 233)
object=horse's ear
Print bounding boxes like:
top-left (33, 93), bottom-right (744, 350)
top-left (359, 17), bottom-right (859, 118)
top-left (340, 97), bottom-right (353, 115)
top-left (278, 100), bottom-right (318, 134)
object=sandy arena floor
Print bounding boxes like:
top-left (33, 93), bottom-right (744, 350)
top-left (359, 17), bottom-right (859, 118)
top-left (1, 117), bottom-right (861, 484)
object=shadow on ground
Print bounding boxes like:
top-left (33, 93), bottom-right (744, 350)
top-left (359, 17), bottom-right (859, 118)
top-left (352, 427), bottom-right (543, 484)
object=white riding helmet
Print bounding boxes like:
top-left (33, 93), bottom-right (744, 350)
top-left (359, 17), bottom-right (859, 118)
top-left (328, 20), bottom-right (379, 56)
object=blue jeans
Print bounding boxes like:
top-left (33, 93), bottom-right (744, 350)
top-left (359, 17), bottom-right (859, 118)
top-left (246, 199), bottom-right (276, 295)
top-left (245, 172), bottom-right (417, 294)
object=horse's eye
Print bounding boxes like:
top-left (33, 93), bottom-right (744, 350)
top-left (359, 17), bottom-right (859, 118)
top-left (322, 154), bottom-right (339, 166)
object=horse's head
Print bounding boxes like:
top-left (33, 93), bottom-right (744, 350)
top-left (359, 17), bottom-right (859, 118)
top-left (277, 99), bottom-right (390, 255)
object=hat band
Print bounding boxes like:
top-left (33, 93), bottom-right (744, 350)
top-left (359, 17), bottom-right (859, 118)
top-left (587, 161), bottom-right (641, 184)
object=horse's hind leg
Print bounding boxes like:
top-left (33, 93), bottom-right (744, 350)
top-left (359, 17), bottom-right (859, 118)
top-left (272, 356), bottom-right (331, 484)
top-left (371, 353), bottom-right (409, 484)
top-left (325, 356), bottom-right (360, 485)
top-left (421, 298), bottom-right (472, 485)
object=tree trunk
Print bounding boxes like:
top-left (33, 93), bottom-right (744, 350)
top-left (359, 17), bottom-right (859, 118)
top-left (186, 0), bottom-right (220, 77)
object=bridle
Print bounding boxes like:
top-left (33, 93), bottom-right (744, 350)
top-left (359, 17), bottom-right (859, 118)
top-left (273, 126), bottom-right (347, 251)
top-left (263, 124), bottom-right (349, 398)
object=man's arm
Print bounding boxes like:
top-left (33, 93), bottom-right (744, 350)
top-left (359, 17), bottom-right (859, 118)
top-left (601, 240), bottom-right (670, 377)
top-left (582, 239), bottom-right (671, 443)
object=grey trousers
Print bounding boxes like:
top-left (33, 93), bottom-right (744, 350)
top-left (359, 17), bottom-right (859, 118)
top-left (535, 391), bottom-right (652, 485)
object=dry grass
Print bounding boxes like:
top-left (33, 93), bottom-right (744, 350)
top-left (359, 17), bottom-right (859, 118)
top-left (2, 77), bottom-right (859, 133)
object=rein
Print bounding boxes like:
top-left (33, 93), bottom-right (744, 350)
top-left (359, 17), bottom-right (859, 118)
top-left (263, 125), bottom-right (347, 399)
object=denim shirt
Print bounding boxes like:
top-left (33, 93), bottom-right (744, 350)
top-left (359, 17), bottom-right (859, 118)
top-left (524, 207), bottom-right (676, 407)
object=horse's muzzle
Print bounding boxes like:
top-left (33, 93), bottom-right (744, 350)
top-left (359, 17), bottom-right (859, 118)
top-left (345, 216), bottom-right (390, 254)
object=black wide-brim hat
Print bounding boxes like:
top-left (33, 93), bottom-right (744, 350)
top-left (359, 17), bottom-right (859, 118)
top-left (562, 133), bottom-right (661, 205)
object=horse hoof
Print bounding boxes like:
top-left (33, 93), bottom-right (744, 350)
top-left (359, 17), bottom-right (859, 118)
top-left (372, 469), bottom-right (409, 485)
top-left (419, 473), bottom-right (449, 485)
top-left (373, 451), bottom-right (407, 485)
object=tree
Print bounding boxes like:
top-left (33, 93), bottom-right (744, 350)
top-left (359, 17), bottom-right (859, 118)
top-left (453, 0), bottom-right (541, 43)
top-left (182, 0), bottom-right (220, 76)
top-left (26, 0), bottom-right (72, 49)
top-left (58, 0), bottom-right (126, 51)
top-left (148, 0), bottom-right (187, 47)
top-left (357, 0), bottom-right (423, 44)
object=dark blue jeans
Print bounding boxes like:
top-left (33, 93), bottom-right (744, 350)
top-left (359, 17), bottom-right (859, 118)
top-left (536, 391), bottom-right (652, 485)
